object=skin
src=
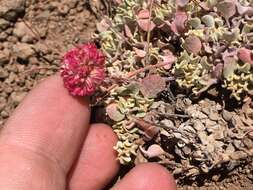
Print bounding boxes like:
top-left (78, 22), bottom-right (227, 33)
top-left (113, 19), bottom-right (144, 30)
top-left (0, 75), bottom-right (177, 190)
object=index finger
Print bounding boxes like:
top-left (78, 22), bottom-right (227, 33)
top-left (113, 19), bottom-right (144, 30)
top-left (0, 74), bottom-right (91, 172)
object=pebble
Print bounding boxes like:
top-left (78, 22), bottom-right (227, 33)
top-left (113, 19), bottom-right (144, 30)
top-left (5, 72), bottom-right (17, 83)
top-left (7, 35), bottom-right (18, 43)
top-left (230, 151), bottom-right (247, 160)
top-left (0, 97), bottom-right (6, 111)
top-left (243, 137), bottom-right (253, 149)
top-left (5, 27), bottom-right (13, 35)
top-left (67, 0), bottom-right (78, 9)
top-left (209, 112), bottom-right (219, 121)
top-left (10, 91), bottom-right (27, 105)
top-left (14, 42), bottom-right (35, 61)
top-left (0, 32), bottom-right (8, 41)
top-left (193, 120), bottom-right (205, 131)
top-left (0, 18), bottom-right (10, 31)
top-left (58, 4), bottom-right (70, 16)
top-left (248, 131), bottom-right (253, 139)
top-left (0, 0), bottom-right (26, 21)
top-left (212, 175), bottom-right (220, 182)
top-left (1, 110), bottom-right (9, 118)
top-left (0, 48), bottom-right (10, 65)
top-left (222, 110), bottom-right (233, 121)
top-left (35, 42), bottom-right (51, 54)
top-left (0, 67), bottom-right (9, 78)
top-left (13, 22), bottom-right (35, 43)
top-left (28, 57), bottom-right (38, 65)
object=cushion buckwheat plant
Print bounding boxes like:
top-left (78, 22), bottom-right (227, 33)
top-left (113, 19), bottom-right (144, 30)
top-left (60, 0), bottom-right (253, 182)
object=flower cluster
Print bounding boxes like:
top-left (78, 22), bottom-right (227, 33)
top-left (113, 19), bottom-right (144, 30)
top-left (60, 43), bottom-right (105, 96)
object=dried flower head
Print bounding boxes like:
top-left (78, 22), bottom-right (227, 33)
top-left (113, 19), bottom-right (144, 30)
top-left (60, 43), bottom-right (105, 96)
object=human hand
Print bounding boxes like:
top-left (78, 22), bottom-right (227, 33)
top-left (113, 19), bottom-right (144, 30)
top-left (0, 75), bottom-right (176, 190)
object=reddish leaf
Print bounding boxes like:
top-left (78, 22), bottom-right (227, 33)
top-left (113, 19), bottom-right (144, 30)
top-left (137, 9), bottom-right (150, 19)
top-left (236, 3), bottom-right (253, 16)
top-left (106, 103), bottom-right (125, 121)
top-left (96, 18), bottom-right (110, 32)
top-left (113, 0), bottom-right (122, 4)
top-left (183, 36), bottom-right (202, 55)
top-left (139, 75), bottom-right (166, 98)
top-left (140, 144), bottom-right (165, 158)
top-left (176, 0), bottom-right (189, 7)
top-left (160, 50), bottom-right (176, 70)
top-left (217, 0), bottom-right (236, 20)
top-left (124, 24), bottom-right (133, 38)
top-left (137, 19), bottom-right (155, 32)
top-left (212, 63), bottom-right (223, 79)
top-left (133, 47), bottom-right (146, 58)
top-left (238, 47), bottom-right (253, 65)
top-left (170, 11), bottom-right (188, 34)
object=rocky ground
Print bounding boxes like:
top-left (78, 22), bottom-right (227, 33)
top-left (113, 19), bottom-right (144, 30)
top-left (0, 0), bottom-right (96, 126)
top-left (0, 0), bottom-right (252, 189)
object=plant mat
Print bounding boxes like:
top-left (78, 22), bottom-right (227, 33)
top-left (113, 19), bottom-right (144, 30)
top-left (90, 0), bottom-right (253, 186)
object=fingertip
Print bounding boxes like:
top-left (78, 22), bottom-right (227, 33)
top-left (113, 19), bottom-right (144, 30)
top-left (134, 163), bottom-right (176, 189)
top-left (112, 163), bottom-right (176, 190)
top-left (90, 123), bottom-right (118, 145)
top-left (69, 123), bottom-right (119, 190)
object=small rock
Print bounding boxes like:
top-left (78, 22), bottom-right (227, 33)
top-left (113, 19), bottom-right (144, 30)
top-left (5, 72), bottom-right (17, 83)
top-left (222, 110), bottom-right (233, 121)
top-left (10, 91), bottom-right (27, 105)
top-left (45, 2), bottom-right (58, 11)
top-left (0, 0), bottom-right (26, 21)
top-left (7, 35), bottom-right (18, 43)
top-left (1, 110), bottom-right (9, 118)
top-left (58, 4), bottom-right (70, 15)
top-left (67, 0), bottom-right (78, 9)
top-left (35, 42), bottom-right (51, 54)
top-left (160, 119), bottom-right (174, 128)
top-left (248, 131), bottom-right (253, 139)
top-left (0, 97), bottom-right (6, 111)
top-left (4, 86), bottom-right (13, 94)
top-left (13, 22), bottom-right (35, 43)
top-left (14, 43), bottom-right (35, 61)
top-left (182, 145), bottom-right (191, 155)
top-left (0, 48), bottom-right (10, 65)
top-left (193, 120), bottom-right (205, 131)
top-left (21, 35), bottom-right (35, 43)
top-left (0, 18), bottom-right (10, 31)
top-left (0, 32), bottom-right (8, 41)
top-left (28, 57), bottom-right (38, 65)
top-left (243, 137), bottom-right (253, 149)
top-left (212, 175), bottom-right (220, 182)
top-left (5, 27), bottom-right (13, 35)
top-left (230, 151), bottom-right (247, 160)
top-left (209, 112), bottom-right (219, 121)
top-left (0, 67), bottom-right (8, 78)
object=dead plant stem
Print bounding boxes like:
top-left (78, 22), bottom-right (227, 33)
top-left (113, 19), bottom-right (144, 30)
top-left (144, 0), bottom-right (154, 65)
top-left (127, 62), bottom-right (168, 78)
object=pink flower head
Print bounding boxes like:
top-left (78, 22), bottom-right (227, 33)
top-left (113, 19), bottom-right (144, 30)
top-left (60, 43), bottom-right (105, 96)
